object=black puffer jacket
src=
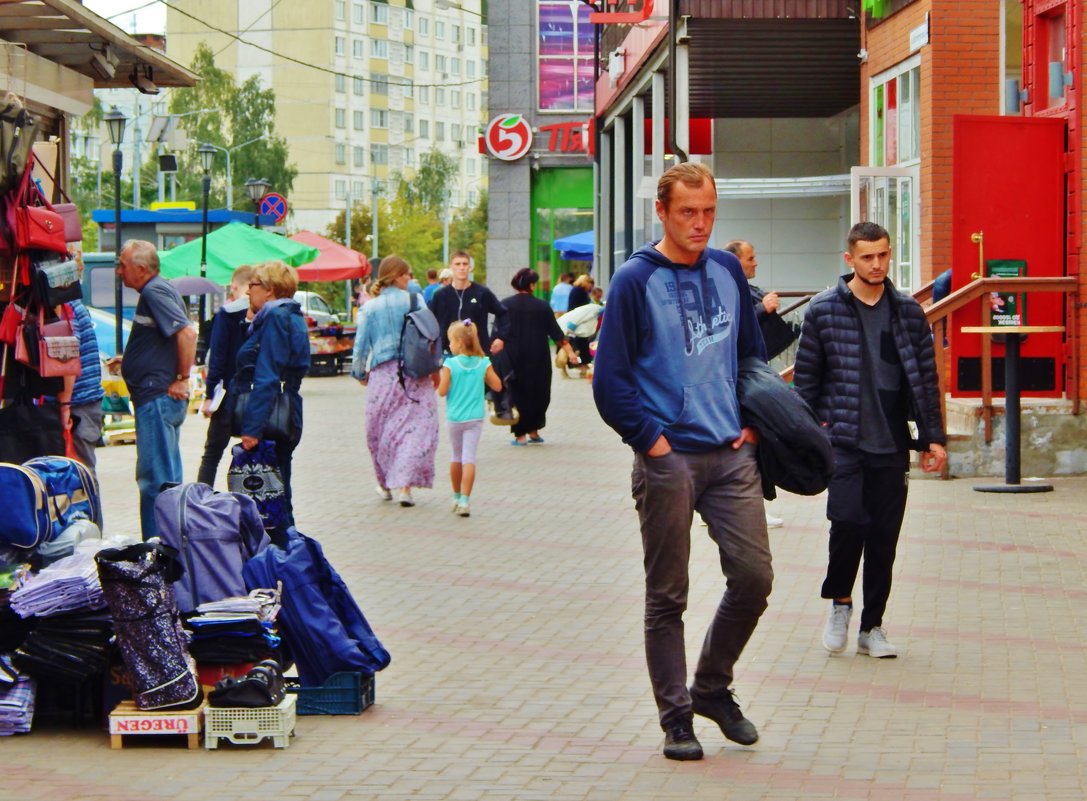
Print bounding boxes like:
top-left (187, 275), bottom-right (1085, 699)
top-left (793, 274), bottom-right (946, 452)
top-left (738, 357), bottom-right (833, 501)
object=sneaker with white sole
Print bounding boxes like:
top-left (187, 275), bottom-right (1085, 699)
top-left (376, 485), bottom-right (392, 502)
top-left (822, 602), bottom-right (852, 654)
top-left (455, 502), bottom-right (470, 517)
top-left (857, 626), bottom-right (897, 658)
top-left (398, 489), bottom-right (414, 507)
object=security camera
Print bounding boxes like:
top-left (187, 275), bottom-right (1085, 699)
top-left (89, 49), bottom-right (116, 80)
top-left (130, 67), bottom-right (159, 95)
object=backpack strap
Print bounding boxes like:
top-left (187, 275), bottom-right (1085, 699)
top-left (397, 291), bottom-right (423, 402)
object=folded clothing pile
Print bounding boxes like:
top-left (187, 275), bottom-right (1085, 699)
top-left (11, 609), bottom-right (112, 683)
top-left (208, 659), bottom-right (285, 708)
top-left (185, 589), bottom-right (281, 665)
top-left (10, 551), bottom-right (106, 618)
top-left (0, 654), bottom-right (35, 735)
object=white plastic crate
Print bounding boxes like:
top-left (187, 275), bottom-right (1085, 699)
top-left (204, 694), bottom-right (296, 749)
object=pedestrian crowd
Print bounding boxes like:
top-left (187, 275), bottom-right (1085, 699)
top-left (4, 162), bottom-right (947, 764)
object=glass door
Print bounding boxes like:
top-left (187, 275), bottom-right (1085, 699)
top-left (850, 166), bottom-right (920, 292)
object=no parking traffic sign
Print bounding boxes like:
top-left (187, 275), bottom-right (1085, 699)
top-left (259, 192), bottom-right (288, 224)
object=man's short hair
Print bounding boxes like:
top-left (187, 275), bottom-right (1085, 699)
top-left (232, 264), bottom-right (256, 285)
top-left (426, 269), bottom-right (438, 280)
top-left (438, 268), bottom-right (454, 281)
top-left (847, 221), bottom-right (891, 249)
top-left (121, 239), bottom-right (159, 273)
top-left (657, 162), bottom-right (715, 209)
top-left (450, 249), bottom-right (471, 263)
top-left (724, 240), bottom-right (750, 256)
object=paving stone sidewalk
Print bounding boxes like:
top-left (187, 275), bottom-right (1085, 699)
top-left (8, 372), bottom-right (1087, 801)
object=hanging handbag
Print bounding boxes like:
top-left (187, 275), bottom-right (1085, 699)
top-left (231, 386), bottom-right (292, 442)
top-left (0, 300), bottom-right (23, 345)
top-left (14, 306), bottom-right (37, 369)
top-left (33, 255), bottom-right (81, 307)
top-left (15, 307), bottom-right (80, 377)
top-left (14, 204), bottom-right (65, 253)
top-left (11, 155), bottom-right (66, 255)
top-left (38, 328), bottom-right (81, 377)
top-left (31, 153), bottom-right (81, 242)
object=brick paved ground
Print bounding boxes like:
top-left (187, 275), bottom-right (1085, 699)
top-left (7, 371), bottom-right (1087, 800)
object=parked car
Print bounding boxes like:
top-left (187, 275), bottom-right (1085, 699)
top-left (293, 290), bottom-right (342, 327)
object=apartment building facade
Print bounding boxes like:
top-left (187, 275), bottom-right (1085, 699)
top-left (165, 0), bottom-right (488, 234)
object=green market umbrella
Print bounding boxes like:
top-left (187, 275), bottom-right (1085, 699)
top-left (158, 222), bottom-right (319, 285)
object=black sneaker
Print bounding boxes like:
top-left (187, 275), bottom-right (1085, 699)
top-left (662, 720), bottom-right (704, 761)
top-left (690, 688), bottom-right (759, 745)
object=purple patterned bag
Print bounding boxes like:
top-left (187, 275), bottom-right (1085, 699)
top-left (95, 542), bottom-right (203, 711)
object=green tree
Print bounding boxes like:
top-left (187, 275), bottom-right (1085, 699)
top-left (168, 43), bottom-right (297, 209)
top-left (449, 189), bottom-right (489, 283)
top-left (400, 148), bottom-right (460, 212)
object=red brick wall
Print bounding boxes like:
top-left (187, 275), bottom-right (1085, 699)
top-left (861, 1), bottom-right (1001, 284)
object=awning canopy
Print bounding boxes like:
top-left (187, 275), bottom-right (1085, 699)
top-left (0, 0), bottom-right (199, 89)
top-left (553, 230), bottom-right (594, 261)
top-left (288, 230), bottom-right (372, 282)
top-left (158, 222), bottom-right (319, 285)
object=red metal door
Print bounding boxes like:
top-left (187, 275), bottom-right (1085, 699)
top-left (950, 115), bottom-right (1067, 397)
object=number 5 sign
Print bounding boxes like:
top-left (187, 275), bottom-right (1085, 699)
top-left (483, 114), bottom-right (533, 161)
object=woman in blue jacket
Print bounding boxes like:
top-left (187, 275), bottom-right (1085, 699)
top-left (351, 255), bottom-right (439, 508)
top-left (235, 261), bottom-right (311, 524)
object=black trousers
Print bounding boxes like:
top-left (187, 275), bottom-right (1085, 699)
top-left (197, 404), bottom-right (234, 488)
top-left (821, 447), bottom-right (909, 632)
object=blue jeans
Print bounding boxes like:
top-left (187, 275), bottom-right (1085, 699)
top-left (632, 444), bottom-right (774, 729)
top-left (134, 394), bottom-right (187, 540)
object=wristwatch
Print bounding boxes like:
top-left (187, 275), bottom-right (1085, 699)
top-left (176, 373), bottom-right (186, 381)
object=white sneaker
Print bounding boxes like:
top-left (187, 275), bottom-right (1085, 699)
top-left (451, 497), bottom-right (461, 513)
top-left (455, 502), bottom-right (470, 517)
top-left (822, 603), bottom-right (852, 654)
top-left (857, 627), bottom-right (897, 658)
top-left (375, 485), bottom-right (392, 502)
top-left (398, 488), bottom-right (414, 507)
top-left (765, 512), bottom-right (784, 528)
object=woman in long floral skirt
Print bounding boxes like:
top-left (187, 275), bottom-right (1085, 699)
top-left (351, 256), bottom-right (438, 507)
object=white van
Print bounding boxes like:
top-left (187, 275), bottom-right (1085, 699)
top-left (293, 290), bottom-right (341, 327)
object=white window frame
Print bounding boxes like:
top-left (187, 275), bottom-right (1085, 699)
top-left (869, 54), bottom-right (922, 168)
top-left (371, 39), bottom-right (389, 59)
top-left (851, 166), bottom-right (922, 292)
top-left (371, 2), bottom-right (389, 24)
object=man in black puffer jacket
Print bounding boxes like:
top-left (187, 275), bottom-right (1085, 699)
top-left (793, 221), bottom-right (946, 661)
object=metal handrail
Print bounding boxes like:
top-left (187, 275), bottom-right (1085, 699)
top-left (925, 276), bottom-right (1078, 446)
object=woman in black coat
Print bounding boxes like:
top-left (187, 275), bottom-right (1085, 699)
top-left (501, 269), bottom-right (579, 445)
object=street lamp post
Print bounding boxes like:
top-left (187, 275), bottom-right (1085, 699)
top-left (198, 143), bottom-right (216, 323)
top-left (245, 177), bottom-right (271, 228)
top-left (442, 190), bottom-right (451, 266)
top-left (370, 179), bottom-right (380, 263)
top-left (196, 135), bottom-right (268, 209)
top-left (104, 105), bottom-right (128, 355)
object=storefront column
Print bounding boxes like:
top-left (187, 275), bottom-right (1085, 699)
top-left (676, 37), bottom-right (690, 156)
top-left (652, 71), bottom-right (666, 242)
top-left (632, 96), bottom-right (647, 248)
top-left (599, 129), bottom-right (615, 280)
top-left (613, 115), bottom-right (627, 273)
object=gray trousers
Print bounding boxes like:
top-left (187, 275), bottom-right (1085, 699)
top-left (632, 443), bottom-right (773, 729)
top-left (70, 401), bottom-right (104, 470)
